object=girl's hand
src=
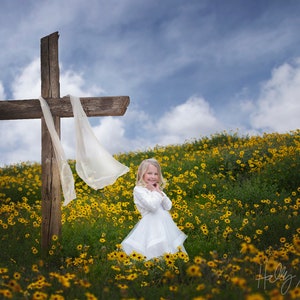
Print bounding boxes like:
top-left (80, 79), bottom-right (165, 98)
top-left (153, 183), bottom-right (161, 193)
top-left (146, 183), bottom-right (156, 191)
top-left (146, 183), bottom-right (163, 195)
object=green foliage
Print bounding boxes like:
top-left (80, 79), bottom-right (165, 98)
top-left (1, 130), bottom-right (300, 299)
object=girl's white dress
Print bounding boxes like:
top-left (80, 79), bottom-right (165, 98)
top-left (121, 185), bottom-right (187, 260)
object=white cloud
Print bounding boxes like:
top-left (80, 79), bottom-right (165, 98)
top-left (250, 59), bottom-right (300, 132)
top-left (0, 119), bottom-right (41, 165)
top-left (0, 81), bottom-right (5, 99)
top-left (156, 96), bottom-right (222, 144)
top-left (92, 117), bottom-right (129, 153)
top-left (62, 96), bottom-right (223, 162)
top-left (11, 59), bottom-right (41, 99)
top-left (11, 57), bottom-right (105, 99)
top-left (60, 70), bottom-right (105, 97)
top-left (61, 111), bottom-right (156, 162)
top-left (61, 116), bottom-right (131, 160)
top-left (0, 59), bottom-right (41, 165)
top-left (0, 58), bottom-right (106, 166)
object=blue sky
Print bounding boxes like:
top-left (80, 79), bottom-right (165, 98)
top-left (1, 0), bottom-right (300, 166)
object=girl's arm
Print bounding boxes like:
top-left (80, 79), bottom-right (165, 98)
top-left (152, 183), bottom-right (172, 211)
top-left (133, 186), bottom-right (163, 212)
top-left (134, 186), bottom-right (172, 212)
top-left (161, 192), bottom-right (172, 211)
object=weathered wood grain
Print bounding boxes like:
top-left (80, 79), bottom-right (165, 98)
top-left (40, 31), bottom-right (62, 250)
top-left (0, 96), bottom-right (130, 120)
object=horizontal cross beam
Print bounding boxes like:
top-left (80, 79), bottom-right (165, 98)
top-left (0, 96), bottom-right (130, 120)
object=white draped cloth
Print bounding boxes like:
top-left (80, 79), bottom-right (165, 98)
top-left (69, 95), bottom-right (129, 189)
top-left (39, 95), bottom-right (129, 206)
top-left (39, 96), bottom-right (76, 205)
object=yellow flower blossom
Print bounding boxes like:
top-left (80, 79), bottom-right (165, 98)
top-left (186, 264), bottom-right (202, 277)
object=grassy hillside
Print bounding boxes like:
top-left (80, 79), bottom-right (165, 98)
top-left (1, 130), bottom-right (300, 299)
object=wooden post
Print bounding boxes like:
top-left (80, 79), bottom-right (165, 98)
top-left (40, 32), bottom-right (61, 249)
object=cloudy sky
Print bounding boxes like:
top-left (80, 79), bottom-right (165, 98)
top-left (1, 0), bottom-right (300, 166)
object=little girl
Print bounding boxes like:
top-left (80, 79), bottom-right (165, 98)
top-left (121, 158), bottom-right (187, 260)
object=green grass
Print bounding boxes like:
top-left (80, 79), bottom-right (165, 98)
top-left (1, 130), bottom-right (300, 299)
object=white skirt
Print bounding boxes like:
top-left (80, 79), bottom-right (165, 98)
top-left (121, 208), bottom-right (187, 260)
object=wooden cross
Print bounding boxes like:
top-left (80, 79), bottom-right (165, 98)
top-left (0, 32), bottom-right (130, 250)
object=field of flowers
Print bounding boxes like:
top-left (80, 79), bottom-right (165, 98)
top-left (1, 130), bottom-right (300, 300)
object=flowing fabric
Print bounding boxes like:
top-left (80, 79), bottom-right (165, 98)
top-left (39, 97), bottom-right (76, 206)
top-left (69, 95), bottom-right (129, 190)
top-left (39, 95), bottom-right (129, 206)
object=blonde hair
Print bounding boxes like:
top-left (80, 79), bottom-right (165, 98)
top-left (136, 158), bottom-right (166, 188)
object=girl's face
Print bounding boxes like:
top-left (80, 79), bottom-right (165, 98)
top-left (143, 164), bottom-right (159, 186)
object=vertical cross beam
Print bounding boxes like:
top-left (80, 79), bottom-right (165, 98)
top-left (40, 32), bottom-right (61, 250)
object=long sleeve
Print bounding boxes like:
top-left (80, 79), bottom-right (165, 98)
top-left (161, 192), bottom-right (172, 210)
top-left (133, 186), bottom-right (172, 216)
